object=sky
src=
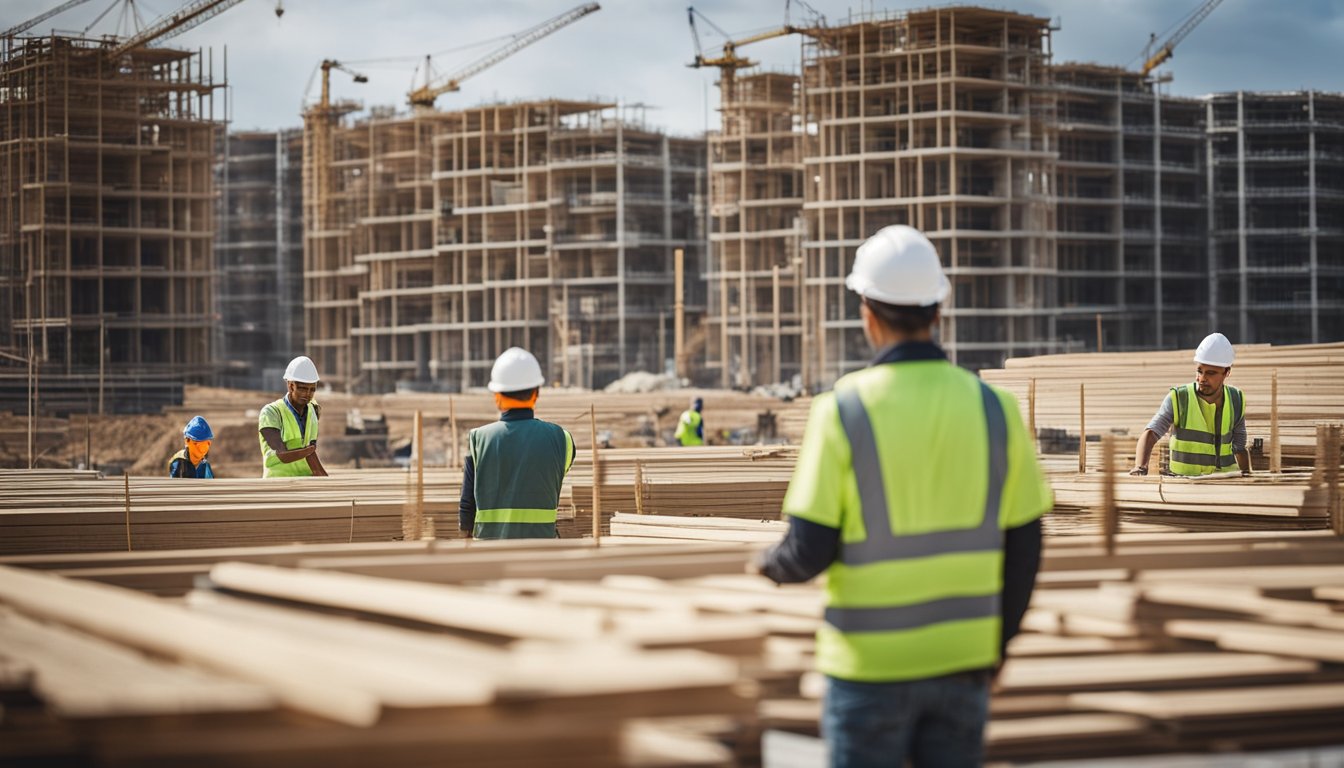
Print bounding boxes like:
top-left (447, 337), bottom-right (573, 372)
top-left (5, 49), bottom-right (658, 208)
top-left (5, 0), bottom-right (1343, 137)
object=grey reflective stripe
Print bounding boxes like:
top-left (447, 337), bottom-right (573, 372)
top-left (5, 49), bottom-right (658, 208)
top-left (833, 381), bottom-right (1007, 567)
top-left (1174, 386), bottom-right (1189, 430)
top-left (825, 593), bottom-right (1000, 633)
top-left (1171, 450), bottom-right (1220, 467)
top-left (1173, 427), bottom-right (1233, 445)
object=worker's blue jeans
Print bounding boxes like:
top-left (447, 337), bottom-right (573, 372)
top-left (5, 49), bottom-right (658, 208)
top-left (822, 671), bottom-right (991, 768)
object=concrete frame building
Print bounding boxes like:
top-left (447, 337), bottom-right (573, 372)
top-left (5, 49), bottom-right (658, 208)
top-left (215, 129), bottom-right (304, 389)
top-left (305, 101), bottom-right (705, 393)
top-left (0, 34), bottom-right (220, 413)
top-left (1207, 91), bottom-right (1344, 344)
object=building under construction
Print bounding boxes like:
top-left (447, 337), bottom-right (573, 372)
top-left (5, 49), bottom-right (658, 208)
top-left (0, 33), bottom-right (222, 413)
top-left (305, 101), bottom-right (706, 393)
top-left (215, 129), bottom-right (304, 390)
top-left (1053, 63), bottom-right (1209, 354)
top-left (1207, 91), bottom-right (1344, 345)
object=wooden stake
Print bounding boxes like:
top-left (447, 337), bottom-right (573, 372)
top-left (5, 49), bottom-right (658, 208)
top-left (1326, 425), bottom-right (1342, 538)
top-left (674, 249), bottom-right (685, 379)
top-left (1095, 313), bottom-right (1103, 353)
top-left (590, 404), bottom-right (602, 544)
top-left (634, 460), bottom-right (645, 515)
top-left (348, 500), bottom-right (356, 543)
top-left (449, 396), bottom-right (459, 469)
top-left (1078, 383), bottom-right (1087, 474)
top-left (414, 410), bottom-right (425, 540)
top-left (1028, 377), bottom-right (1037, 453)
top-left (123, 473), bottom-right (132, 552)
top-left (772, 264), bottom-right (781, 385)
top-left (1270, 370), bottom-right (1281, 474)
top-left (1102, 435), bottom-right (1117, 555)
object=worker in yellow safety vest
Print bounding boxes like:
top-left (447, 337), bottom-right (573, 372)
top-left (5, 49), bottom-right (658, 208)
top-left (459, 347), bottom-right (575, 539)
top-left (755, 225), bottom-right (1052, 768)
top-left (1130, 332), bottom-right (1250, 477)
top-left (673, 397), bottom-right (704, 446)
top-left (258, 355), bottom-right (328, 478)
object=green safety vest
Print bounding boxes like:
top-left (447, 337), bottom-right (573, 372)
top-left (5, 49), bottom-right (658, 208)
top-left (1168, 383), bottom-right (1243, 476)
top-left (806, 366), bottom-right (1017, 682)
top-left (674, 409), bottom-right (704, 446)
top-left (259, 397), bottom-right (319, 478)
top-left (469, 417), bottom-right (574, 539)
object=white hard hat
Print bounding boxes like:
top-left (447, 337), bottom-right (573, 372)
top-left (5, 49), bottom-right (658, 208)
top-left (845, 225), bottom-right (951, 307)
top-left (488, 347), bottom-right (545, 393)
top-left (1193, 333), bottom-right (1235, 368)
top-left (283, 355), bottom-right (320, 383)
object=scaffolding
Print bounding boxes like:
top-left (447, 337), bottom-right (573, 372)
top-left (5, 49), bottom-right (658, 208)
top-left (707, 71), bottom-right (806, 388)
top-left (1207, 91), bottom-right (1344, 344)
top-left (215, 129), bottom-right (304, 389)
top-left (305, 100), bottom-right (706, 393)
top-left (0, 33), bottom-right (221, 412)
top-left (795, 7), bottom-right (1059, 383)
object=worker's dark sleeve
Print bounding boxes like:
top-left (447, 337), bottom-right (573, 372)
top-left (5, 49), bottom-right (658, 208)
top-left (168, 459), bottom-right (185, 478)
top-left (696, 418), bottom-right (704, 441)
top-left (1000, 517), bottom-right (1043, 657)
top-left (757, 515), bottom-right (840, 583)
top-left (458, 455), bottom-right (476, 533)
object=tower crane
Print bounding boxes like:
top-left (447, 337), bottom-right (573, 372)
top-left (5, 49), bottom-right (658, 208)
top-left (686, 4), bottom-right (820, 96)
top-left (106, 0), bottom-right (260, 57)
top-left (304, 59), bottom-right (369, 230)
top-left (3, 0), bottom-right (98, 39)
top-left (1139, 0), bottom-right (1223, 77)
top-left (406, 2), bottom-right (600, 108)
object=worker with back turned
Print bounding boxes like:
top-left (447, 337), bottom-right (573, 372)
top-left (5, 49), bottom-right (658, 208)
top-left (674, 396), bottom-right (705, 446)
top-left (459, 347), bottom-right (575, 539)
top-left (1130, 332), bottom-right (1250, 477)
top-left (258, 355), bottom-right (328, 478)
top-left (755, 225), bottom-right (1052, 767)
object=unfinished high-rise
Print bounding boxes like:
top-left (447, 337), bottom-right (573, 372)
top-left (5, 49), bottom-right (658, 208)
top-left (0, 34), bottom-right (220, 413)
top-left (707, 71), bottom-right (806, 388)
top-left (305, 101), bottom-right (706, 393)
top-left (216, 129), bottom-right (304, 389)
top-left (798, 7), bottom-right (1059, 382)
top-left (1053, 63), bottom-right (1208, 353)
top-left (1207, 91), bottom-right (1344, 344)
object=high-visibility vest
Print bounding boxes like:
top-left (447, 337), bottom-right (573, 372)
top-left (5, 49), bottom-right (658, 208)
top-left (469, 417), bottom-right (574, 539)
top-left (259, 398), bottom-right (318, 478)
top-left (816, 368), bottom-right (1012, 682)
top-left (1168, 383), bottom-right (1243, 476)
top-left (168, 448), bottom-right (214, 478)
top-left (674, 409), bottom-right (703, 446)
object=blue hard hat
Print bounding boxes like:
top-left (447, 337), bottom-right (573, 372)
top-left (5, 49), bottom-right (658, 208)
top-left (183, 415), bottom-right (214, 441)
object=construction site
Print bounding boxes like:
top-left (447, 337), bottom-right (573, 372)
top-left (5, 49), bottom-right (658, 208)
top-left (2, 0), bottom-right (1344, 765)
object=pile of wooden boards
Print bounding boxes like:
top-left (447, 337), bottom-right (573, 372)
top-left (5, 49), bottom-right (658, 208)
top-left (981, 341), bottom-right (1344, 467)
top-left (0, 469), bottom-right (461, 556)
top-left (5, 530), bottom-right (1344, 764)
top-left (0, 540), bottom-right (757, 767)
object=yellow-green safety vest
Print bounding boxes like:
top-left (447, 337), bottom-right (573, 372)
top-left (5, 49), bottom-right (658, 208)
top-left (674, 409), bottom-right (703, 446)
top-left (1168, 383), bottom-right (1243, 476)
top-left (259, 398), bottom-right (319, 478)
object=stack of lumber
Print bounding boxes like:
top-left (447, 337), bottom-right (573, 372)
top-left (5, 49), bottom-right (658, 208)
top-left (981, 341), bottom-right (1344, 466)
top-left (0, 469), bottom-right (465, 555)
top-left (8, 530), bottom-right (1344, 763)
top-left (1049, 471), bottom-right (1335, 532)
top-left (0, 541), bottom-right (759, 767)
top-left (565, 447), bottom-right (797, 536)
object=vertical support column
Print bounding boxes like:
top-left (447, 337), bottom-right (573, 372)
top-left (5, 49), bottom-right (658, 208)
top-left (772, 264), bottom-right (781, 385)
top-left (1152, 88), bottom-right (1164, 347)
top-left (1307, 92), bottom-right (1319, 343)
top-left (1235, 91), bottom-right (1249, 342)
top-left (615, 111), bottom-right (626, 379)
top-left (674, 248), bottom-right (685, 379)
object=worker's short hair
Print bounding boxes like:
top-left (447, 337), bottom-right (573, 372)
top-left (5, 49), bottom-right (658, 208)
top-left (863, 297), bottom-right (939, 334)
top-left (501, 387), bottom-right (538, 401)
